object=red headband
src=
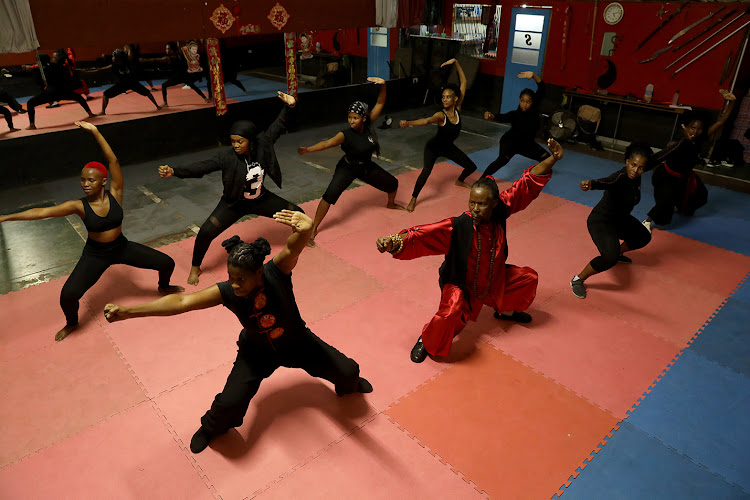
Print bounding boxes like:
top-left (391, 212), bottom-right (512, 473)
top-left (84, 161), bottom-right (108, 178)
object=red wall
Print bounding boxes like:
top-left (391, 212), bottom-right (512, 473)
top-left (0, 0), bottom-right (375, 66)
top-left (444, 0), bottom-right (746, 110)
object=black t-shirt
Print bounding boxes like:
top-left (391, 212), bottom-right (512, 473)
top-left (341, 127), bottom-right (376, 164)
top-left (217, 260), bottom-right (305, 350)
top-left (650, 138), bottom-right (700, 177)
top-left (589, 167), bottom-right (641, 219)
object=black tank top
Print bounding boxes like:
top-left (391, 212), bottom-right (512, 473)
top-left (434, 109), bottom-right (461, 144)
top-left (341, 127), bottom-right (376, 164)
top-left (81, 191), bottom-right (123, 232)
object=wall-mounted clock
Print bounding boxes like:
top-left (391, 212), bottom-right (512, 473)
top-left (603, 2), bottom-right (624, 25)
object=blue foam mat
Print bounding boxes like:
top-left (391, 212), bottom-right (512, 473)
top-left (553, 422), bottom-right (749, 500)
top-left (689, 297), bottom-right (750, 379)
top-left (625, 350), bottom-right (750, 493)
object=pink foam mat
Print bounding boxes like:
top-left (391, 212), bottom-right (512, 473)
top-left (252, 414), bottom-right (489, 499)
top-left (489, 292), bottom-right (680, 417)
top-left (307, 290), bottom-right (446, 411)
top-left (0, 401), bottom-right (215, 499)
top-left (154, 362), bottom-right (378, 500)
top-left (0, 276), bottom-right (96, 362)
top-left (0, 329), bottom-right (145, 467)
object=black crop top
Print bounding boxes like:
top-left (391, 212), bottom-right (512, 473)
top-left (341, 127), bottom-right (377, 164)
top-left (81, 191), bottom-right (123, 232)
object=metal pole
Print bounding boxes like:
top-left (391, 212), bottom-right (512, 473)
top-left (730, 26), bottom-right (750, 92)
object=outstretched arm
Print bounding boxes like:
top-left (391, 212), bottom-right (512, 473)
top-left (376, 217), bottom-right (454, 260)
top-left (529, 138), bottom-right (562, 175)
top-left (707, 89), bottom-right (736, 137)
top-left (400, 111), bottom-right (444, 129)
top-left (265, 91), bottom-right (297, 144)
top-left (368, 77), bottom-right (387, 122)
top-left (104, 285), bottom-right (222, 322)
top-left (442, 58), bottom-right (467, 109)
top-left (271, 210), bottom-right (313, 274)
top-left (0, 200), bottom-right (83, 223)
top-left (298, 132), bottom-right (345, 155)
top-left (76, 121), bottom-right (123, 201)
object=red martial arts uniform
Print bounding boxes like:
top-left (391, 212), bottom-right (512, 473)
top-left (394, 168), bottom-right (551, 356)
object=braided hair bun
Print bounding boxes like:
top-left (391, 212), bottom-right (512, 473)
top-left (222, 235), bottom-right (271, 271)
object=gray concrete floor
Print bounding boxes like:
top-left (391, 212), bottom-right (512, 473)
top-left (0, 106), bottom-right (619, 294)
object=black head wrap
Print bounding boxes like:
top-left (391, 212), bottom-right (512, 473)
top-left (348, 101), bottom-right (369, 117)
top-left (229, 120), bottom-right (258, 140)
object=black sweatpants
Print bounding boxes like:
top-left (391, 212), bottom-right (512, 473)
top-left (322, 157), bottom-right (399, 205)
top-left (412, 140), bottom-right (477, 198)
top-left (0, 88), bottom-right (24, 112)
top-left (482, 134), bottom-right (550, 178)
top-left (103, 78), bottom-right (152, 99)
top-left (161, 73), bottom-right (207, 102)
top-left (587, 213), bottom-right (651, 273)
top-left (192, 191), bottom-right (302, 267)
top-left (200, 328), bottom-right (360, 436)
top-left (60, 234), bottom-right (175, 325)
top-left (27, 89), bottom-right (92, 123)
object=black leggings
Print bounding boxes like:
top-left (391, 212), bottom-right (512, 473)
top-left (412, 140), bottom-right (477, 198)
top-left (161, 73), bottom-right (207, 102)
top-left (27, 89), bottom-right (92, 123)
top-left (200, 328), bottom-right (360, 436)
top-left (193, 191), bottom-right (302, 267)
top-left (1, 106), bottom-right (13, 128)
top-left (322, 157), bottom-right (399, 205)
top-left (587, 214), bottom-right (651, 273)
top-left (647, 165), bottom-right (707, 225)
top-left (103, 78), bottom-right (152, 99)
top-left (482, 134), bottom-right (550, 178)
top-left (0, 88), bottom-right (23, 112)
top-left (60, 234), bottom-right (175, 326)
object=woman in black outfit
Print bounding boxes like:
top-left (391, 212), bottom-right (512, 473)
top-left (570, 144), bottom-right (654, 299)
top-left (482, 71), bottom-right (550, 177)
top-left (0, 122), bottom-right (183, 340)
top-left (643, 89), bottom-right (735, 232)
top-left (158, 91), bottom-right (302, 285)
top-left (25, 49), bottom-right (95, 129)
top-left (399, 58), bottom-right (477, 212)
top-left (104, 210), bottom-right (372, 454)
top-left (298, 77), bottom-right (404, 246)
top-left (142, 42), bottom-right (211, 107)
top-left (92, 48), bottom-right (162, 115)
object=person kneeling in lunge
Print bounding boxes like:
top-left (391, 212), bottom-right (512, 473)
top-left (104, 210), bottom-right (372, 453)
top-left (571, 143), bottom-right (653, 299)
top-left (376, 139), bottom-right (563, 363)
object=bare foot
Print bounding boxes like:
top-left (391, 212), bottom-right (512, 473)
top-left (26, 124), bottom-right (36, 130)
top-left (87, 113), bottom-right (96, 118)
top-left (159, 284), bottom-right (185, 295)
top-left (8, 127), bottom-right (20, 132)
top-left (406, 198), bottom-right (417, 212)
top-left (162, 102), bottom-right (169, 107)
top-left (96, 111), bottom-right (106, 116)
top-left (204, 97), bottom-right (212, 104)
top-left (55, 323), bottom-right (78, 341)
top-left (455, 179), bottom-right (471, 189)
top-left (306, 238), bottom-right (317, 248)
top-left (187, 266), bottom-right (202, 285)
top-left (387, 203), bottom-right (406, 211)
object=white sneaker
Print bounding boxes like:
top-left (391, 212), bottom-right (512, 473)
top-left (642, 220), bottom-right (652, 233)
top-left (720, 160), bottom-right (735, 168)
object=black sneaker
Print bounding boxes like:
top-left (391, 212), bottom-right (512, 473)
top-left (571, 278), bottom-right (587, 299)
top-left (410, 337), bottom-right (427, 363)
top-left (190, 426), bottom-right (212, 454)
top-left (357, 377), bottom-right (373, 393)
top-left (617, 255), bottom-right (632, 263)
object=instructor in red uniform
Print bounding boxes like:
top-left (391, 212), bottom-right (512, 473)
top-left (376, 139), bottom-right (563, 363)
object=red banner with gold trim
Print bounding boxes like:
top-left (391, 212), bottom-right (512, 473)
top-left (283, 32), bottom-right (298, 99)
top-left (206, 37), bottom-right (228, 116)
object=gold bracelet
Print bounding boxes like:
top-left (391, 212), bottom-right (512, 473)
top-left (389, 233), bottom-right (404, 255)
